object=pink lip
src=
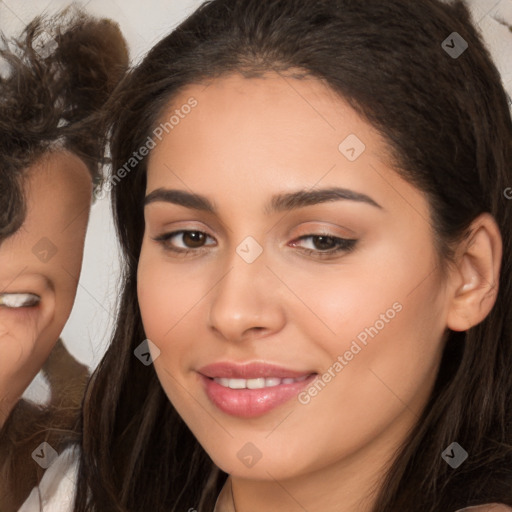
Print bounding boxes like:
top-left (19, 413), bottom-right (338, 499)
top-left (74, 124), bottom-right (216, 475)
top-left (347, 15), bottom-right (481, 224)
top-left (198, 361), bottom-right (312, 379)
top-left (197, 362), bottom-right (317, 418)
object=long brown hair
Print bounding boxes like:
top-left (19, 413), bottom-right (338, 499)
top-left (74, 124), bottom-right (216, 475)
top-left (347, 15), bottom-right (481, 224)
top-left (0, 7), bottom-right (128, 510)
top-left (76, 0), bottom-right (512, 510)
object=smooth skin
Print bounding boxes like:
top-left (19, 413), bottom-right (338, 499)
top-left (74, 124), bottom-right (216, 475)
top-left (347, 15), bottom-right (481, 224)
top-left (0, 150), bottom-right (92, 426)
top-left (138, 73), bottom-right (502, 512)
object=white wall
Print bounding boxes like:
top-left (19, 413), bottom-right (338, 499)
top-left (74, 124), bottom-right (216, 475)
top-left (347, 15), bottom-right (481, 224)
top-left (1, 0), bottom-right (510, 402)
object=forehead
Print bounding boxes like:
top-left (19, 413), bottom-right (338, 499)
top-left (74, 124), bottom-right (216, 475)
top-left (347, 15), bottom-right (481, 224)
top-left (20, 150), bottom-right (91, 234)
top-left (147, 72), bottom-right (391, 184)
top-left (23, 150), bottom-right (91, 187)
top-left (0, 150), bottom-right (92, 285)
top-left (156, 71), bottom-right (378, 139)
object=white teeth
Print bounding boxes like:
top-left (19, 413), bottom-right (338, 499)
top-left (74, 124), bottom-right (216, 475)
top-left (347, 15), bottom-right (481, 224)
top-left (0, 293), bottom-right (40, 308)
top-left (228, 378), bottom-right (246, 389)
top-left (264, 378), bottom-right (281, 387)
top-left (213, 376), bottom-right (309, 389)
top-left (247, 378), bottom-right (265, 389)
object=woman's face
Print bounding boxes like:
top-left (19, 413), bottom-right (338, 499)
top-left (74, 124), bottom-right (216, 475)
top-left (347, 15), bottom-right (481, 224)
top-left (0, 151), bottom-right (92, 425)
top-left (138, 73), bottom-right (452, 484)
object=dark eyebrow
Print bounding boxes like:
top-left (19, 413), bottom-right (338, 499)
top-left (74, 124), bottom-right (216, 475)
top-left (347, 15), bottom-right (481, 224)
top-left (144, 186), bottom-right (382, 213)
top-left (144, 188), bottom-right (215, 212)
top-left (266, 187), bottom-right (382, 213)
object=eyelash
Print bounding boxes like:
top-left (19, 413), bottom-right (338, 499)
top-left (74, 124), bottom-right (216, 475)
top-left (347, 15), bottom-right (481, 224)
top-left (152, 230), bottom-right (357, 259)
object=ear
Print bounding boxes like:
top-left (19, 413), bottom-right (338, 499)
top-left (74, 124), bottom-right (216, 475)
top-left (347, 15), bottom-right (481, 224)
top-left (446, 213), bottom-right (502, 332)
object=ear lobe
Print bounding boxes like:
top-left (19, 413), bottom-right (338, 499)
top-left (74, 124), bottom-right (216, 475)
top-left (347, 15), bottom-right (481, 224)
top-left (446, 213), bottom-right (502, 332)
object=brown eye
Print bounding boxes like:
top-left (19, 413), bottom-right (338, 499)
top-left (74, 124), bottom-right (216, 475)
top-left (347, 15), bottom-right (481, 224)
top-left (182, 231), bottom-right (207, 248)
top-left (290, 234), bottom-right (358, 258)
top-left (310, 235), bottom-right (338, 251)
top-left (153, 230), bottom-right (216, 253)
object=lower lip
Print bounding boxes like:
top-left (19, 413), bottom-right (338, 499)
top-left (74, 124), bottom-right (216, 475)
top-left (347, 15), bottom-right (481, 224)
top-left (199, 373), bottom-right (317, 418)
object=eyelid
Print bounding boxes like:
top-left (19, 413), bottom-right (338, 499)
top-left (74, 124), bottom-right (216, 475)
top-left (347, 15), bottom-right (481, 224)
top-left (0, 293), bottom-right (41, 308)
top-left (146, 213), bottom-right (218, 233)
top-left (287, 219), bottom-right (357, 238)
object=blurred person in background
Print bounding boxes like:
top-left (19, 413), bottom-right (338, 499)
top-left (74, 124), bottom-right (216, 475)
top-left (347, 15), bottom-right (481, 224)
top-left (0, 7), bottom-right (127, 510)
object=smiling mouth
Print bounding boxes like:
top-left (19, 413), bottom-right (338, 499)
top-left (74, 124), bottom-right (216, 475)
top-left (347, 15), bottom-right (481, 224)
top-left (212, 375), bottom-right (310, 390)
top-left (199, 370), bottom-right (318, 418)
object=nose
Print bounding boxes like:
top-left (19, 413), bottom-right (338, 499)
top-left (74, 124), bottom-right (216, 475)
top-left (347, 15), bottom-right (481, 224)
top-left (207, 248), bottom-right (286, 343)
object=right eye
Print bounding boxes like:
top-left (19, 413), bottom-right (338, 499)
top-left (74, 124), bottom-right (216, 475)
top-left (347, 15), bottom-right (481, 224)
top-left (0, 293), bottom-right (41, 308)
top-left (152, 230), bottom-right (217, 255)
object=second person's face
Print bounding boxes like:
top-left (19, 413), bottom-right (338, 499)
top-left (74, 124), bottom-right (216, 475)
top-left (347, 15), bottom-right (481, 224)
top-left (0, 151), bottom-right (92, 425)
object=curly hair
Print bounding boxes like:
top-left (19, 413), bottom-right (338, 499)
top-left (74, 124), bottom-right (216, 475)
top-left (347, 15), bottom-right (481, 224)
top-left (0, 6), bottom-right (128, 510)
top-left (0, 5), bottom-right (129, 242)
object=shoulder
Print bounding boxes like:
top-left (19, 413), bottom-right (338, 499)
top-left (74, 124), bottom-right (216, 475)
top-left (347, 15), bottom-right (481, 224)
top-left (18, 445), bottom-right (80, 512)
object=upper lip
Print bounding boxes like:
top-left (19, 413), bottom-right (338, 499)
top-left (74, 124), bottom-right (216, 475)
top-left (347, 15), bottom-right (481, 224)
top-left (198, 362), bottom-right (315, 379)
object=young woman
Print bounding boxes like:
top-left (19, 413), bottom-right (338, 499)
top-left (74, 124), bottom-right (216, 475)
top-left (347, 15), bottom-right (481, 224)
top-left (73, 0), bottom-right (512, 510)
top-left (0, 8), bottom-right (127, 510)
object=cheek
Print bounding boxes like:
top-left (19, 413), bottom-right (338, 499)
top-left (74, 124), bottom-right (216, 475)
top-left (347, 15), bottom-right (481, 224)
top-left (306, 272), bottom-right (446, 430)
top-left (138, 255), bottom-right (190, 339)
top-left (41, 274), bottom-right (86, 352)
top-left (0, 312), bottom-right (39, 392)
top-left (137, 254), bottom-right (195, 407)
top-left (53, 216), bottom-right (90, 277)
top-left (136, 244), bottom-right (206, 361)
top-left (294, 245), bottom-right (447, 417)
top-left (0, 332), bottom-right (28, 375)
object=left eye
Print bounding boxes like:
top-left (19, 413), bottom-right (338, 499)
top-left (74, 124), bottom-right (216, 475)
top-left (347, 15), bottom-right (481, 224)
top-left (0, 293), bottom-right (41, 308)
top-left (291, 234), bottom-right (357, 255)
